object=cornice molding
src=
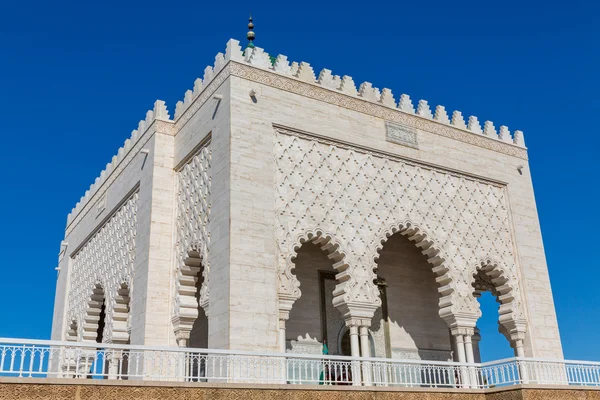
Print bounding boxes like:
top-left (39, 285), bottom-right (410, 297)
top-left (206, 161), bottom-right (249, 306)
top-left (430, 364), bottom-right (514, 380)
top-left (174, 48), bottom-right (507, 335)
top-left (231, 62), bottom-right (528, 160)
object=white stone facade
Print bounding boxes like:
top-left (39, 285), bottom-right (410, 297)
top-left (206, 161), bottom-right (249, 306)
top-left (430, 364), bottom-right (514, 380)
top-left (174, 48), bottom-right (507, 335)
top-left (51, 38), bottom-right (563, 363)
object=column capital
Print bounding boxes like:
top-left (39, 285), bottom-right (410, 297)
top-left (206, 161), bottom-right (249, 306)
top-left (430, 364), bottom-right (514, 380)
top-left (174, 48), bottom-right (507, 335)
top-left (451, 326), bottom-right (475, 337)
top-left (510, 331), bottom-right (526, 342)
top-left (278, 309), bottom-right (290, 322)
top-left (278, 295), bottom-right (295, 316)
top-left (334, 298), bottom-right (378, 326)
top-left (345, 317), bottom-right (371, 328)
top-left (444, 311), bottom-right (478, 335)
top-left (278, 318), bottom-right (287, 330)
top-left (172, 315), bottom-right (192, 344)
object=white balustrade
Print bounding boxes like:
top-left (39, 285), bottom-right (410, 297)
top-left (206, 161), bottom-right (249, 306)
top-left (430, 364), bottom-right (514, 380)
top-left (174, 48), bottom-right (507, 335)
top-left (0, 338), bottom-right (599, 388)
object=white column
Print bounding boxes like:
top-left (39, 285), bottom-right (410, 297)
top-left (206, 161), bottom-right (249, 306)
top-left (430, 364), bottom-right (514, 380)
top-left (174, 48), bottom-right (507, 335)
top-left (464, 334), bottom-right (478, 388)
top-left (514, 339), bottom-right (525, 358)
top-left (278, 316), bottom-right (288, 383)
top-left (455, 334), bottom-right (466, 363)
top-left (464, 335), bottom-right (474, 363)
top-left (454, 334), bottom-right (469, 388)
top-left (359, 325), bottom-right (372, 386)
top-left (350, 325), bottom-right (360, 357)
top-left (349, 325), bottom-right (361, 386)
top-left (278, 319), bottom-right (286, 353)
top-left (513, 338), bottom-right (530, 384)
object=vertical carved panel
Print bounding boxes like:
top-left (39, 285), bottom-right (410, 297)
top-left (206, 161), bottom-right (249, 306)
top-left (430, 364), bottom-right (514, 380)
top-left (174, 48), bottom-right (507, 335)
top-left (173, 144), bottom-right (211, 336)
top-left (67, 192), bottom-right (139, 342)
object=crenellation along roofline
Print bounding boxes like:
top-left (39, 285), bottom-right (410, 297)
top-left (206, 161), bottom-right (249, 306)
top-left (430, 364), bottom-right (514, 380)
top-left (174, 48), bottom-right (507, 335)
top-left (65, 38), bottom-right (529, 237)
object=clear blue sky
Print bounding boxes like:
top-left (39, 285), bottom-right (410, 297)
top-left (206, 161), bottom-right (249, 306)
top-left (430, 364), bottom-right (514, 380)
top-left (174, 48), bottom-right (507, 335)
top-left (0, 0), bottom-right (597, 362)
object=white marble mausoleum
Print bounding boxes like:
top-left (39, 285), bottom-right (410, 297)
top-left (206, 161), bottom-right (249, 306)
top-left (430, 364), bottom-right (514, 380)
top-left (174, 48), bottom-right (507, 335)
top-left (50, 32), bottom-right (563, 370)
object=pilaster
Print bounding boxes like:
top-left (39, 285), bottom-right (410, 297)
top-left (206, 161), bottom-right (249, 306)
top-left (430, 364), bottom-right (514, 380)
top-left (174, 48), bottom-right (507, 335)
top-left (130, 121), bottom-right (176, 346)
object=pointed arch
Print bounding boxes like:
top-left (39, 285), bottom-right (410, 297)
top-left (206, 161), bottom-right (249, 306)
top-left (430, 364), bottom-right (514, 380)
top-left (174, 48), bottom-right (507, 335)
top-left (471, 258), bottom-right (526, 338)
top-left (279, 228), bottom-right (350, 309)
top-left (372, 220), bottom-right (453, 320)
top-left (281, 228), bottom-right (360, 355)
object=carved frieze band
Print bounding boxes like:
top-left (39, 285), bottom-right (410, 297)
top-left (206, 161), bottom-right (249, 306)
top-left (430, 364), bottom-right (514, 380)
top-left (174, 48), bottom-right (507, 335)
top-left (174, 65), bottom-right (232, 130)
top-left (230, 62), bottom-right (528, 160)
top-left (274, 125), bottom-right (505, 188)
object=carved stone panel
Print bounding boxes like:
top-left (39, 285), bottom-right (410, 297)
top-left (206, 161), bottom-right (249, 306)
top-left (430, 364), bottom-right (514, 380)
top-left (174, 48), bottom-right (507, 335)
top-left (274, 127), bottom-right (524, 326)
top-left (173, 144), bottom-right (212, 326)
top-left (67, 191), bottom-right (139, 341)
top-left (385, 121), bottom-right (419, 149)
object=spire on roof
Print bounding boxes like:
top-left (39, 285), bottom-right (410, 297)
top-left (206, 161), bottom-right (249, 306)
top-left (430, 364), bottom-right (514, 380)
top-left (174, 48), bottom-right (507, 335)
top-left (247, 14), bottom-right (255, 48)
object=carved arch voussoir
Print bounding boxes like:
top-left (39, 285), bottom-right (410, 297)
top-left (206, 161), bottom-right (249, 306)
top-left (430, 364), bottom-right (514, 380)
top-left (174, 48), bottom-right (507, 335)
top-left (81, 284), bottom-right (106, 343)
top-left (109, 282), bottom-right (131, 344)
top-left (173, 240), bottom-right (209, 340)
top-left (372, 220), bottom-right (455, 320)
top-left (186, 240), bottom-right (209, 311)
top-left (280, 228), bottom-right (351, 305)
top-left (471, 258), bottom-right (526, 335)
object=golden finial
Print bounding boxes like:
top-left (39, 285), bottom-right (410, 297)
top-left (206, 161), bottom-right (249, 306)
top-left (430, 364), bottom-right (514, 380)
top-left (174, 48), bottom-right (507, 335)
top-left (247, 14), bottom-right (255, 48)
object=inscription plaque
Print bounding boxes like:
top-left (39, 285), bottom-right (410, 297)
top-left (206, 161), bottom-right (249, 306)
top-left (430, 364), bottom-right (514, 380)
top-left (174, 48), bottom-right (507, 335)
top-left (386, 121), bottom-right (419, 149)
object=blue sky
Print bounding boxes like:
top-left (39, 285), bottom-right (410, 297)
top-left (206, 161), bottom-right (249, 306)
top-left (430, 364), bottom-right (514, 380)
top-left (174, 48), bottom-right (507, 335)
top-left (0, 0), bottom-right (597, 362)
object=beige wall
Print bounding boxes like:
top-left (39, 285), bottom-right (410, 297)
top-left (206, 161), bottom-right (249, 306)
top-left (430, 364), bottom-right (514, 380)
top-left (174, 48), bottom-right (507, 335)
top-left (229, 63), bottom-right (562, 358)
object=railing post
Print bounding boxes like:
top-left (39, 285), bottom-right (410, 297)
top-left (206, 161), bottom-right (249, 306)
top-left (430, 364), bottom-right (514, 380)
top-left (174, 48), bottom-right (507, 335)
top-left (107, 349), bottom-right (119, 379)
top-left (176, 338), bottom-right (189, 382)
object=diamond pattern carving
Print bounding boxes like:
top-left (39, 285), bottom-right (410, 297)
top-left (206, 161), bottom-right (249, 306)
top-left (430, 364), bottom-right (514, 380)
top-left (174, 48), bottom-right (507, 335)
top-left (173, 144), bottom-right (211, 337)
top-left (274, 127), bottom-right (524, 326)
top-left (67, 192), bottom-right (138, 342)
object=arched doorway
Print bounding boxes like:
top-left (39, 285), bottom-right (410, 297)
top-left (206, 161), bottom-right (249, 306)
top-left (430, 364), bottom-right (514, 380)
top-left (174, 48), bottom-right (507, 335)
top-left (285, 241), bottom-right (345, 356)
top-left (373, 231), bottom-right (452, 361)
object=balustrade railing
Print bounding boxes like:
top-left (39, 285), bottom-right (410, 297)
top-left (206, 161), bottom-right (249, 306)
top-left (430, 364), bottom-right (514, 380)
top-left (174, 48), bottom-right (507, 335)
top-left (0, 338), bottom-right (599, 388)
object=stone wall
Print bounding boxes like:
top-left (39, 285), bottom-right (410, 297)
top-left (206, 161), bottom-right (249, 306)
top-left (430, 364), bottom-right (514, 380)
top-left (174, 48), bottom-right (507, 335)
top-left (51, 38), bottom-right (563, 359)
top-left (2, 380), bottom-right (600, 400)
top-left (229, 57), bottom-right (563, 357)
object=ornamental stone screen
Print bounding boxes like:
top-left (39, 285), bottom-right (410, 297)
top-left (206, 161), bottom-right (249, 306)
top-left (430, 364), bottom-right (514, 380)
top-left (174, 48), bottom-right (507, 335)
top-left (51, 38), bottom-right (563, 373)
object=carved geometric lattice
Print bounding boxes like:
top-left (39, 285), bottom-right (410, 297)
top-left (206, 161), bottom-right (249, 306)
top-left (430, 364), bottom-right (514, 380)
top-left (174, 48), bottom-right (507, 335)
top-left (274, 127), bottom-right (524, 325)
top-left (67, 191), bottom-right (138, 342)
top-left (173, 144), bottom-right (211, 337)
